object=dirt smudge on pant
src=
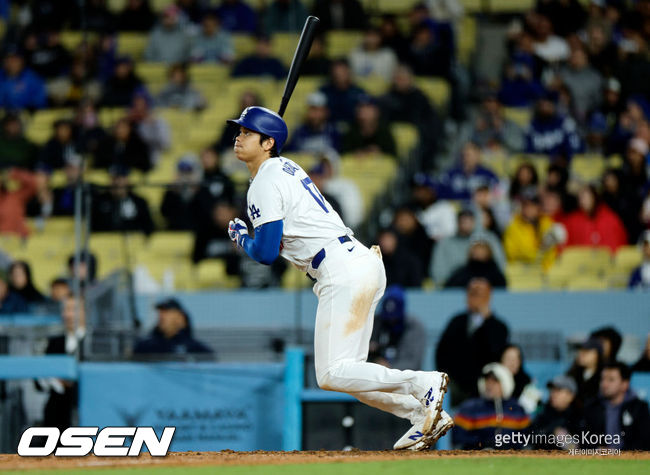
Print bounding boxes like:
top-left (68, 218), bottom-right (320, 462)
top-left (344, 285), bottom-right (375, 336)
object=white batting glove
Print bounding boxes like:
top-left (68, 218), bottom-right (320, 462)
top-left (228, 218), bottom-right (249, 248)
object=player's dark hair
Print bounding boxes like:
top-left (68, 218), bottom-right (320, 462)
top-left (603, 361), bottom-right (631, 381)
top-left (259, 133), bottom-right (279, 157)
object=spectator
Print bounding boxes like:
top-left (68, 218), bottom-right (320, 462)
top-left (0, 168), bottom-right (37, 237)
top-left (498, 35), bottom-right (545, 108)
top-left (561, 184), bottom-right (627, 253)
top-left (263, 0), bottom-right (308, 34)
top-left (378, 14), bottom-right (409, 58)
top-left (192, 201), bottom-right (239, 265)
top-left (531, 14), bottom-right (570, 63)
top-left (619, 137), bottom-right (649, 242)
top-left (503, 187), bottom-right (559, 270)
top-left (368, 285), bottom-right (426, 370)
top-left (341, 97), bottom-right (396, 156)
top-left (557, 45), bottom-right (603, 123)
top-left (529, 375), bottom-right (581, 449)
top-left (307, 163), bottom-right (343, 219)
top-left (632, 335), bottom-right (650, 372)
top-left (310, 152), bottom-right (364, 229)
top-left (453, 363), bottom-right (530, 449)
top-left (535, 0), bottom-right (586, 38)
top-left (405, 24), bottom-right (452, 78)
top-left (161, 155), bottom-right (202, 231)
top-left (94, 117), bottom-right (151, 172)
top-left (601, 168), bottom-right (641, 243)
top-left (214, 90), bottom-right (261, 154)
top-left (629, 230), bottom-right (650, 289)
top-left (311, 0), bottom-right (366, 31)
top-left (524, 93), bottom-right (583, 163)
top-left (509, 163), bottom-right (539, 203)
top-left (0, 47), bottom-right (47, 110)
top-left (67, 251), bottom-right (98, 286)
top-left (193, 147), bottom-right (236, 219)
top-left (300, 35), bottom-right (331, 76)
top-left (473, 186), bottom-right (507, 238)
top-left (101, 56), bottom-right (147, 107)
top-left (471, 91), bottom-right (525, 152)
top-left (128, 93), bottom-right (171, 166)
top-left (410, 173), bottom-right (456, 242)
top-left (90, 165), bottom-right (154, 235)
top-left (38, 119), bottom-right (79, 171)
top-left (175, 0), bottom-right (204, 24)
top-left (582, 362), bottom-right (650, 450)
top-left (26, 165), bottom-right (53, 220)
top-left (27, 0), bottom-right (74, 32)
top-left (133, 298), bottom-right (213, 355)
top-left (231, 35), bottom-right (286, 80)
top-left (72, 0), bottom-right (115, 32)
top-left (436, 278), bottom-right (510, 405)
top-left (286, 92), bottom-right (341, 154)
top-left (190, 11), bottom-right (234, 64)
top-left (0, 113), bottom-right (39, 170)
top-left (318, 59), bottom-right (367, 123)
top-left (606, 97), bottom-right (648, 157)
top-left (144, 5), bottom-right (192, 64)
top-left (567, 337), bottom-right (604, 408)
top-left (376, 227), bottom-right (424, 288)
top-left (500, 344), bottom-right (532, 401)
top-left (45, 155), bottom-right (84, 217)
top-left (436, 142), bottom-right (500, 201)
top-left (216, 0), bottom-right (257, 33)
top-left (23, 30), bottom-right (71, 79)
top-left (445, 240), bottom-right (507, 289)
top-left (50, 277), bottom-right (71, 302)
top-left (431, 208), bottom-right (505, 286)
top-left (348, 27), bottom-right (398, 82)
top-left (118, 0), bottom-right (156, 32)
top-left (8, 260), bottom-right (45, 305)
top-left (37, 296), bottom-right (86, 432)
top-left (590, 327), bottom-right (623, 364)
top-left (393, 206), bottom-right (433, 268)
top-left (47, 58), bottom-right (103, 107)
top-left (74, 100), bottom-right (107, 157)
top-left (156, 64), bottom-right (206, 111)
top-left (0, 270), bottom-right (29, 314)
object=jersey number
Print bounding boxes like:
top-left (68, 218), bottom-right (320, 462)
top-left (301, 177), bottom-right (329, 213)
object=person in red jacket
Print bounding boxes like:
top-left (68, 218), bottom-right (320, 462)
top-left (560, 184), bottom-right (627, 252)
top-left (0, 168), bottom-right (37, 237)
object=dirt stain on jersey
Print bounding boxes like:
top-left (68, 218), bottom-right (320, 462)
top-left (344, 285), bottom-right (375, 336)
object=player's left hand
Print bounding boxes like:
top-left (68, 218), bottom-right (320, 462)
top-left (228, 218), bottom-right (249, 247)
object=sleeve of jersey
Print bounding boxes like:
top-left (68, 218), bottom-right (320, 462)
top-left (247, 176), bottom-right (285, 227)
top-left (240, 220), bottom-right (283, 265)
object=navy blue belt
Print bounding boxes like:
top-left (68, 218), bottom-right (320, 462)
top-left (311, 235), bottom-right (352, 270)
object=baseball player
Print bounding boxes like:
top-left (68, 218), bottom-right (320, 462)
top-left (226, 106), bottom-right (450, 450)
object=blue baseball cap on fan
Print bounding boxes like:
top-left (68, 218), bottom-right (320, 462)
top-left (380, 285), bottom-right (405, 321)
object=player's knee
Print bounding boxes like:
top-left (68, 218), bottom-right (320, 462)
top-left (316, 362), bottom-right (345, 392)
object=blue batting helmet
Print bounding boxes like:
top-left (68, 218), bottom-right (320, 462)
top-left (227, 106), bottom-right (288, 152)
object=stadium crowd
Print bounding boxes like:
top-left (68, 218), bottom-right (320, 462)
top-left (0, 0), bottom-right (649, 453)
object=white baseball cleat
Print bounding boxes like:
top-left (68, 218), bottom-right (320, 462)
top-left (393, 372), bottom-right (449, 450)
top-left (407, 410), bottom-right (454, 451)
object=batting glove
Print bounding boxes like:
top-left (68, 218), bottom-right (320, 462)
top-left (228, 218), bottom-right (249, 248)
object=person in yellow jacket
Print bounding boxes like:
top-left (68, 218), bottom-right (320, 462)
top-left (503, 187), bottom-right (557, 270)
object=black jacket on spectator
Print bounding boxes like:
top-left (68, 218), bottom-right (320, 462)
top-left (101, 74), bottom-right (145, 107)
top-left (311, 0), bottom-right (367, 31)
top-left (529, 403), bottom-right (583, 449)
top-left (445, 259), bottom-right (507, 289)
top-left (38, 139), bottom-right (78, 170)
top-left (436, 312), bottom-right (509, 399)
top-left (0, 291), bottom-right (29, 314)
top-left (582, 392), bottom-right (650, 450)
top-left (133, 327), bottom-right (212, 355)
top-left (632, 355), bottom-right (650, 373)
top-left (94, 133), bottom-right (151, 172)
top-left (193, 170), bottom-right (236, 218)
top-left (161, 188), bottom-right (201, 231)
top-left (567, 364), bottom-right (602, 409)
top-left (91, 191), bottom-right (154, 235)
top-left (382, 248), bottom-right (424, 288)
top-left (118, 1), bottom-right (155, 31)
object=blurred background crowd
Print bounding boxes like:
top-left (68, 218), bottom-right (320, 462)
top-left (0, 0), bottom-right (649, 453)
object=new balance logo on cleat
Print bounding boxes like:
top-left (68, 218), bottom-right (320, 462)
top-left (423, 387), bottom-right (435, 407)
top-left (408, 431), bottom-right (424, 441)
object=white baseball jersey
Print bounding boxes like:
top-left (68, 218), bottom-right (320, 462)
top-left (246, 156), bottom-right (350, 271)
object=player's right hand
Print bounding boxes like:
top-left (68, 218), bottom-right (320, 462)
top-left (228, 218), bottom-right (249, 248)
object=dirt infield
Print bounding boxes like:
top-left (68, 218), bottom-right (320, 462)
top-left (1, 450), bottom-right (649, 471)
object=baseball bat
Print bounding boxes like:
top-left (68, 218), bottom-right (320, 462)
top-left (277, 15), bottom-right (320, 118)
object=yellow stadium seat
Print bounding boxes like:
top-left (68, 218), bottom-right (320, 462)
top-left (462, 0), bottom-right (534, 13)
top-left (508, 274), bottom-right (544, 291)
top-left (356, 75), bottom-right (389, 96)
top-left (190, 63), bottom-right (230, 83)
top-left (118, 33), bottom-right (148, 60)
top-left (571, 154), bottom-right (606, 183)
top-left (281, 265), bottom-right (312, 289)
top-left (24, 127), bottom-right (51, 144)
top-left (545, 265), bottom-right (573, 289)
top-left (195, 259), bottom-right (240, 289)
top-left (85, 169), bottom-right (111, 186)
top-left (272, 33), bottom-right (301, 66)
top-left (136, 62), bottom-right (168, 87)
top-left (0, 235), bottom-right (26, 257)
top-left (29, 217), bottom-right (75, 236)
top-left (614, 245), bottom-right (642, 273)
top-left (340, 154), bottom-right (397, 210)
top-left (558, 246), bottom-right (612, 274)
top-left (415, 78), bottom-right (450, 109)
top-left (232, 34), bottom-right (257, 59)
top-left (32, 260), bottom-right (68, 294)
top-left (391, 122), bottom-right (418, 158)
top-left (60, 31), bottom-right (84, 51)
top-left (107, 0), bottom-right (127, 13)
top-left (151, 0), bottom-right (174, 12)
top-left (98, 107), bottom-right (127, 127)
top-left (227, 78), bottom-right (280, 105)
top-left (327, 30), bottom-right (363, 58)
top-left (457, 15), bottom-right (477, 65)
top-left (481, 151), bottom-right (508, 178)
top-left (566, 276), bottom-right (609, 291)
top-left (503, 107), bottom-right (532, 128)
top-left (509, 154), bottom-right (550, 182)
top-left (25, 234), bottom-right (74, 260)
top-left (147, 232), bottom-right (193, 258)
top-left (606, 154), bottom-right (623, 169)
